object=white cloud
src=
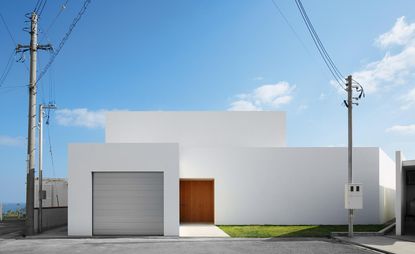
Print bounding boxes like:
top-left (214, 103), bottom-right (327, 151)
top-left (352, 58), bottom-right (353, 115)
top-left (228, 82), bottom-right (295, 111)
top-left (401, 87), bottom-right (415, 109)
top-left (0, 135), bottom-right (25, 147)
top-left (376, 16), bottom-right (415, 48)
top-left (353, 16), bottom-right (415, 94)
top-left (55, 108), bottom-right (109, 129)
top-left (386, 124), bottom-right (415, 135)
top-left (228, 100), bottom-right (260, 111)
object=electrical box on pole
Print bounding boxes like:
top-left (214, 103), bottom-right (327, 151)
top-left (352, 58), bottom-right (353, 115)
top-left (345, 183), bottom-right (363, 209)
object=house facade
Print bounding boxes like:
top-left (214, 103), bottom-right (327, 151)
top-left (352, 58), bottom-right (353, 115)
top-left (68, 111), bottom-right (395, 236)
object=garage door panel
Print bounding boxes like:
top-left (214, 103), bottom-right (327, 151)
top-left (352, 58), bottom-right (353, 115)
top-left (94, 185), bottom-right (163, 191)
top-left (94, 224), bottom-right (163, 235)
top-left (95, 180), bottom-right (163, 187)
top-left (94, 216), bottom-right (163, 223)
top-left (94, 201), bottom-right (164, 209)
top-left (94, 208), bottom-right (163, 217)
top-left (93, 172), bottom-right (164, 235)
top-left (93, 201), bottom-right (163, 209)
top-left (95, 175), bottom-right (162, 184)
top-left (96, 190), bottom-right (163, 196)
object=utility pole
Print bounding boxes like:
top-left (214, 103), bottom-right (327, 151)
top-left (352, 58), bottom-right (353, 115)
top-left (16, 12), bottom-right (52, 236)
top-left (346, 75), bottom-right (353, 238)
top-left (38, 103), bottom-right (56, 233)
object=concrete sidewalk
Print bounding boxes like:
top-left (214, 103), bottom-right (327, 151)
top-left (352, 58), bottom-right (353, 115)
top-left (28, 224), bottom-right (230, 238)
top-left (179, 224), bottom-right (229, 237)
top-left (337, 235), bottom-right (415, 254)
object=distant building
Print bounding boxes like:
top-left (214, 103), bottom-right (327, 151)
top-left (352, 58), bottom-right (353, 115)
top-left (34, 178), bottom-right (67, 208)
top-left (34, 178), bottom-right (67, 232)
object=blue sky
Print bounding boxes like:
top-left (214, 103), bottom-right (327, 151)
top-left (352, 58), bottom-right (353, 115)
top-left (0, 0), bottom-right (414, 202)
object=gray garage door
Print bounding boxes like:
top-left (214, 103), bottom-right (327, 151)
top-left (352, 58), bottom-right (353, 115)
top-left (93, 172), bottom-right (164, 235)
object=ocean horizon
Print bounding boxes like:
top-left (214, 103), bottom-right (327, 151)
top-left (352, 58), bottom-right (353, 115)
top-left (1, 203), bottom-right (26, 213)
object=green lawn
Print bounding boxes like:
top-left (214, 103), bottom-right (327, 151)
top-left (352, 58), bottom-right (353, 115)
top-left (218, 225), bottom-right (385, 238)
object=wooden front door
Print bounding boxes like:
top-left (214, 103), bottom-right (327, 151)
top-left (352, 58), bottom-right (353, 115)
top-left (180, 179), bottom-right (214, 223)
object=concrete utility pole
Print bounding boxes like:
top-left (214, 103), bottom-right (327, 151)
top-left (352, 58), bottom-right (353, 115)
top-left (16, 12), bottom-right (52, 236)
top-left (38, 103), bottom-right (56, 233)
top-left (346, 75), bottom-right (353, 237)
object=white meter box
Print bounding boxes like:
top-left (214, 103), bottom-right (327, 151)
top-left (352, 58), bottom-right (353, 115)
top-left (345, 183), bottom-right (363, 209)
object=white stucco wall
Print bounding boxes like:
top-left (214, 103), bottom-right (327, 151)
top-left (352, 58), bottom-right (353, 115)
top-left (68, 143), bottom-right (180, 236)
top-left (105, 111), bottom-right (286, 147)
top-left (181, 146), bottom-right (392, 225)
top-left (379, 149), bottom-right (396, 223)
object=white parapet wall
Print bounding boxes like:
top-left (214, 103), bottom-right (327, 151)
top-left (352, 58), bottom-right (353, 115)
top-left (105, 111), bottom-right (286, 147)
top-left (181, 146), bottom-right (395, 225)
top-left (68, 143), bottom-right (180, 236)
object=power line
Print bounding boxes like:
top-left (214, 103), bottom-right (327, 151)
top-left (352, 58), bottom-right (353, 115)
top-left (0, 13), bottom-right (17, 45)
top-left (37, 0), bottom-right (92, 83)
top-left (46, 111), bottom-right (56, 177)
top-left (34, 0), bottom-right (47, 17)
top-left (270, 0), bottom-right (311, 56)
top-left (1, 12), bottom-right (30, 72)
top-left (48, 63), bottom-right (56, 104)
top-left (0, 51), bottom-right (15, 87)
top-left (269, 0), bottom-right (345, 100)
top-left (296, 0), bottom-right (344, 82)
top-left (34, 0), bottom-right (43, 13)
top-left (295, 0), bottom-right (345, 88)
top-left (294, 0), bottom-right (346, 90)
top-left (38, 0), bottom-right (48, 18)
top-left (43, 0), bottom-right (70, 39)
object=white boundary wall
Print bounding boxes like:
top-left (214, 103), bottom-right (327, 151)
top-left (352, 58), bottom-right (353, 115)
top-left (181, 147), bottom-right (395, 225)
top-left (68, 143), bottom-right (179, 236)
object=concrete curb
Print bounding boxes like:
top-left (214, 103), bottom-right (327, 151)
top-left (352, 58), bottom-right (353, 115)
top-left (331, 232), bottom-right (384, 237)
top-left (329, 223), bottom-right (397, 254)
top-left (330, 223), bottom-right (396, 238)
top-left (378, 223), bottom-right (395, 235)
top-left (332, 237), bottom-right (394, 254)
top-left (21, 235), bottom-right (333, 242)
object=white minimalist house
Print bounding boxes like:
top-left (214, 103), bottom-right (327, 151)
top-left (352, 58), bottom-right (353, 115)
top-left (68, 111), bottom-right (395, 236)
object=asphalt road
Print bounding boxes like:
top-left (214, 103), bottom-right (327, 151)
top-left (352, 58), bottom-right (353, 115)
top-left (0, 238), bottom-right (377, 254)
top-left (0, 220), bottom-right (24, 239)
